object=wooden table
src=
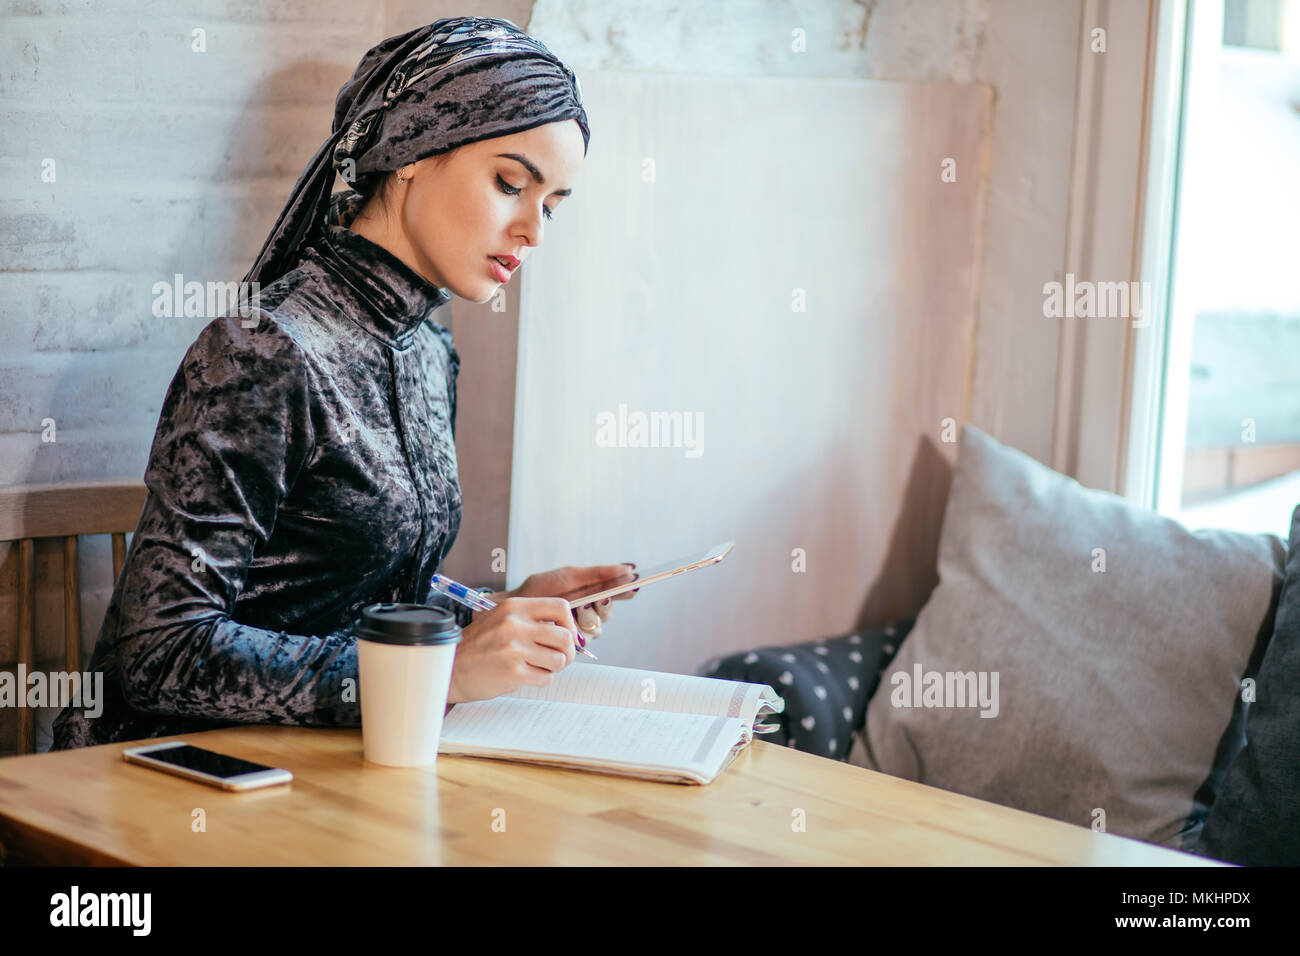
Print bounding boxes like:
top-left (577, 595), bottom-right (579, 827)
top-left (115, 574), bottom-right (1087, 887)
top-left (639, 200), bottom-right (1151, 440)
top-left (0, 727), bottom-right (1221, 865)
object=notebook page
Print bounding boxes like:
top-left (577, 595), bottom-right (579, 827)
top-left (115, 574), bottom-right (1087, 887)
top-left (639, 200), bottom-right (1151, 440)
top-left (439, 697), bottom-right (743, 775)
top-left (507, 662), bottom-right (782, 724)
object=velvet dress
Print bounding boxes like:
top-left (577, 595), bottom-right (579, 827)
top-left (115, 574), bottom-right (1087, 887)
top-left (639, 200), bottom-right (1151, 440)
top-left (51, 224), bottom-right (464, 749)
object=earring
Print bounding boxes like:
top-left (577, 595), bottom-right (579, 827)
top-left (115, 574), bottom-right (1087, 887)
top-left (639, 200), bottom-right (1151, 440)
top-left (396, 167), bottom-right (409, 183)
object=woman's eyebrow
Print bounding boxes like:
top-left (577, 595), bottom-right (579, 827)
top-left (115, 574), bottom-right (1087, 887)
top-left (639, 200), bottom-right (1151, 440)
top-left (496, 152), bottom-right (572, 196)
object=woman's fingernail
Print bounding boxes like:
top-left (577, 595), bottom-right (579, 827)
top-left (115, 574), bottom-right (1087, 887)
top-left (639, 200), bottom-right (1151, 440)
top-left (601, 598), bottom-right (611, 606)
top-left (624, 562), bottom-right (636, 569)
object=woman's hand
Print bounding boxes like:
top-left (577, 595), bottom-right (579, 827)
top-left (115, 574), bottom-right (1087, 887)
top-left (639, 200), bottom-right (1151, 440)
top-left (504, 563), bottom-right (638, 640)
top-left (447, 596), bottom-right (581, 705)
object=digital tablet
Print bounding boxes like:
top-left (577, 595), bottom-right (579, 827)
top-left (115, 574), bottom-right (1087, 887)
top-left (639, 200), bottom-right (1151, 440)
top-left (561, 541), bottom-right (735, 609)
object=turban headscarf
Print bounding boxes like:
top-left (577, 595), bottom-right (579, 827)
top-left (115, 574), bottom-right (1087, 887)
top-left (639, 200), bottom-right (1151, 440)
top-left (243, 16), bottom-right (589, 287)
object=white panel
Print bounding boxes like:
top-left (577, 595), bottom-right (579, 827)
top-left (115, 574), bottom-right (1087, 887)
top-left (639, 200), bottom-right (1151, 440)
top-left (510, 72), bottom-right (991, 674)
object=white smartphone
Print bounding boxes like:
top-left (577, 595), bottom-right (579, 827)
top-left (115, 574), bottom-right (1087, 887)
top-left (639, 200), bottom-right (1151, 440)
top-left (122, 741), bottom-right (293, 792)
top-left (560, 541), bottom-right (735, 609)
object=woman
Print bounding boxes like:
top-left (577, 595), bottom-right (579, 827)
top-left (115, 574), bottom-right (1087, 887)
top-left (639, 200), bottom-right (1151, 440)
top-left (51, 17), bottom-right (634, 751)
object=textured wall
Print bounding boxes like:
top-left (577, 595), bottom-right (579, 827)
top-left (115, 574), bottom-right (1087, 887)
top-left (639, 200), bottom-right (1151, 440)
top-left (4, 2), bottom-right (377, 483)
top-left (529, 0), bottom-right (990, 80)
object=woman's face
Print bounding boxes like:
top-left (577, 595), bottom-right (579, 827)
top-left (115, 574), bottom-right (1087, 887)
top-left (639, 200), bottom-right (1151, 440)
top-left (382, 120), bottom-right (586, 304)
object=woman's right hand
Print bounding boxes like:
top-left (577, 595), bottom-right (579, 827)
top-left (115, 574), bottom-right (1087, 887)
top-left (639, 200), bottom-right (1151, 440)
top-left (446, 596), bottom-right (579, 705)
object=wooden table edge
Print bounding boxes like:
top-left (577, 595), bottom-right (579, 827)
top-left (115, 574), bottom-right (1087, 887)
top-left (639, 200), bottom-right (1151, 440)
top-left (0, 730), bottom-right (1230, 867)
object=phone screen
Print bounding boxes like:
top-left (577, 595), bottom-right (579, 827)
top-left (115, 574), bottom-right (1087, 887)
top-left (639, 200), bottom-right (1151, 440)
top-left (557, 543), bottom-right (732, 604)
top-left (140, 744), bottom-right (276, 779)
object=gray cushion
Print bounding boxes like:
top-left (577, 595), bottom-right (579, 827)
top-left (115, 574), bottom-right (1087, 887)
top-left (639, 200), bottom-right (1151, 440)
top-left (1195, 505), bottom-right (1300, 864)
top-left (847, 425), bottom-right (1285, 847)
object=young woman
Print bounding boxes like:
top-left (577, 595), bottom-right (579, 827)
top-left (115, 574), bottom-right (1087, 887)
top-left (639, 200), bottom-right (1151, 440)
top-left (52, 17), bottom-right (634, 750)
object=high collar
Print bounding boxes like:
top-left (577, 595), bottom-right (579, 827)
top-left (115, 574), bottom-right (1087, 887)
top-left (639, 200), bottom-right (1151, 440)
top-left (306, 224), bottom-right (452, 350)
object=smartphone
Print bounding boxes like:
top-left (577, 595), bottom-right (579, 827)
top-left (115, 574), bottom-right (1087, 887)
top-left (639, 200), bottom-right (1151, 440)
top-left (122, 741), bottom-right (293, 791)
top-left (560, 541), bottom-right (735, 608)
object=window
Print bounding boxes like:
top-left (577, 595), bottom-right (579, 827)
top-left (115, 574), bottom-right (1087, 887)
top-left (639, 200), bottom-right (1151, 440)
top-left (1147, 0), bottom-right (1300, 538)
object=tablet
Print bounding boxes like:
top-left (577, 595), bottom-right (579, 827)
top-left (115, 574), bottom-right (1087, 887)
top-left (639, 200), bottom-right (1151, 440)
top-left (561, 541), bottom-right (735, 608)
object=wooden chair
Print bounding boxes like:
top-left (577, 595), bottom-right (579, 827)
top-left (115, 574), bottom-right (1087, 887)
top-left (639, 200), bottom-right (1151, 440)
top-left (0, 482), bottom-right (148, 755)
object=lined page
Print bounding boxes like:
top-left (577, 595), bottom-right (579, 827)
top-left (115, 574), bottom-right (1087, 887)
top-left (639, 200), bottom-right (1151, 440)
top-left (507, 662), bottom-right (780, 722)
top-left (439, 697), bottom-right (744, 774)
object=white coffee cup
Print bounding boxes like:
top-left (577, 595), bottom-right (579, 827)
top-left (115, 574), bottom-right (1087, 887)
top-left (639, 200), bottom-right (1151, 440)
top-left (354, 603), bottom-right (461, 767)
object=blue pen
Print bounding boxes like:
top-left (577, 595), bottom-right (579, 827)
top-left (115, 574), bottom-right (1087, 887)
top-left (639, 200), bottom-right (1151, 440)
top-left (432, 575), bottom-right (496, 611)
top-left (430, 573), bottom-right (597, 660)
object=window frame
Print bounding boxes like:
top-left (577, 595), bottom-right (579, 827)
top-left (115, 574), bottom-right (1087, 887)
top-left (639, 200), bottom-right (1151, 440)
top-left (1051, 0), bottom-right (1207, 511)
top-left (1123, 0), bottom-right (1196, 511)
top-left (1049, 0), bottom-right (1165, 497)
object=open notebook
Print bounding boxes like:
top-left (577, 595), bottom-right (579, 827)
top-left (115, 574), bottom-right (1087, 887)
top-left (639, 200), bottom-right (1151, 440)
top-left (438, 660), bottom-right (785, 784)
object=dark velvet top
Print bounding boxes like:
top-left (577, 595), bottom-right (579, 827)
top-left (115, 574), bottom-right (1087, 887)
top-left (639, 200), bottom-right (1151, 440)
top-left (51, 225), bottom-right (463, 750)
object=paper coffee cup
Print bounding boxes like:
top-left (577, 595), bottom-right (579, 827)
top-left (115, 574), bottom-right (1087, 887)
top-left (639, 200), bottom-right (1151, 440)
top-left (354, 603), bottom-right (461, 767)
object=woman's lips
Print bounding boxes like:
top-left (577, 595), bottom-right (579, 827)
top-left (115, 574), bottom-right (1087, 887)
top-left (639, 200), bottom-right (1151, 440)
top-left (488, 256), bottom-right (512, 283)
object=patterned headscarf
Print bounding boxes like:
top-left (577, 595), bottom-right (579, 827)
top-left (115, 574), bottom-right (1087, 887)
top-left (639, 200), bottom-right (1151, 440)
top-left (243, 16), bottom-right (589, 286)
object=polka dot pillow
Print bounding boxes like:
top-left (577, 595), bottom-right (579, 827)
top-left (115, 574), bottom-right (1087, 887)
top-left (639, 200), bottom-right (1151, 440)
top-left (697, 620), bottom-right (914, 761)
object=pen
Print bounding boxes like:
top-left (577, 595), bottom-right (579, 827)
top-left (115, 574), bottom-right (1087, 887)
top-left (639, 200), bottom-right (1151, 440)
top-left (431, 575), bottom-right (497, 612)
top-left (430, 573), bottom-right (598, 660)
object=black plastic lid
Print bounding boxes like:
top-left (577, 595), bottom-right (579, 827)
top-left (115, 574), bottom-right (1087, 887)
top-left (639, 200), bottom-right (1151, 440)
top-left (353, 603), bottom-right (462, 646)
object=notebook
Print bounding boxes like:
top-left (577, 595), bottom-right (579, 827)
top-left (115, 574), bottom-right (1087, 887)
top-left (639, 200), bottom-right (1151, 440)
top-left (437, 660), bottom-right (785, 784)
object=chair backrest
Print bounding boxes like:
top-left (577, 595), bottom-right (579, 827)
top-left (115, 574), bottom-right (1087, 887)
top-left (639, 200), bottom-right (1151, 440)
top-left (0, 482), bottom-right (148, 754)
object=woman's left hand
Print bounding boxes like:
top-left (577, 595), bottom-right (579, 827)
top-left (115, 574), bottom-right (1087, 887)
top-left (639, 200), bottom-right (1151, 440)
top-left (503, 563), bottom-right (639, 640)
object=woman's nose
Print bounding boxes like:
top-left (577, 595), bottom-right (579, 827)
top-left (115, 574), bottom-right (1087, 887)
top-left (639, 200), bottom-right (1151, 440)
top-left (516, 210), bottom-right (544, 246)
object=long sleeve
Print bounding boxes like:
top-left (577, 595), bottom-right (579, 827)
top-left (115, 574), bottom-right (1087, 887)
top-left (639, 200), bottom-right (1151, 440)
top-left (433, 321), bottom-right (460, 441)
top-left (114, 315), bottom-right (360, 727)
